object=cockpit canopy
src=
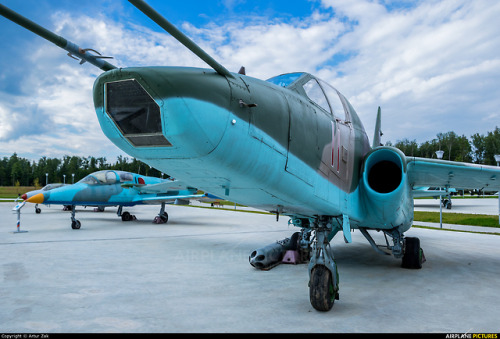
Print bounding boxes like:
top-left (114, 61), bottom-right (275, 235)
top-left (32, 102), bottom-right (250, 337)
top-left (78, 170), bottom-right (134, 185)
top-left (267, 72), bottom-right (348, 121)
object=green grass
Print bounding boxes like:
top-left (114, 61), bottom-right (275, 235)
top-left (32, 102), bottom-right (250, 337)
top-left (415, 195), bottom-right (498, 199)
top-left (414, 211), bottom-right (500, 228)
top-left (0, 186), bottom-right (36, 199)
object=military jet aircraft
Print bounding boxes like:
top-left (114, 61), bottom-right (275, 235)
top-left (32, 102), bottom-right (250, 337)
top-left (23, 169), bottom-right (209, 229)
top-left (413, 186), bottom-right (457, 209)
top-left (2, 1), bottom-right (500, 312)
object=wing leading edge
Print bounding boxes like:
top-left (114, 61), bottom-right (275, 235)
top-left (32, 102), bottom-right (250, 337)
top-left (407, 157), bottom-right (500, 191)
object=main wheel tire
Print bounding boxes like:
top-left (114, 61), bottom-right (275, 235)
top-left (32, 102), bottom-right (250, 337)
top-left (402, 237), bottom-right (423, 269)
top-left (309, 265), bottom-right (336, 312)
top-left (121, 211), bottom-right (131, 221)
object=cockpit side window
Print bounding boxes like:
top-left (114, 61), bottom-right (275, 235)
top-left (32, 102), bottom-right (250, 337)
top-left (79, 171), bottom-right (118, 185)
top-left (318, 80), bottom-right (347, 121)
top-left (119, 172), bottom-right (133, 182)
top-left (303, 79), bottom-right (331, 114)
top-left (78, 175), bottom-right (99, 185)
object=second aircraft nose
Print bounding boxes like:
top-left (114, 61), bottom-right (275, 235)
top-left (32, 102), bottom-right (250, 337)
top-left (26, 193), bottom-right (44, 204)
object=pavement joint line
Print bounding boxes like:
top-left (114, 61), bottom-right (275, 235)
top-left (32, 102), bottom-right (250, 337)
top-left (0, 229), bottom-right (290, 246)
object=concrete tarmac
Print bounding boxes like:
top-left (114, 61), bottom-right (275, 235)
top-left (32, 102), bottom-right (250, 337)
top-left (1, 202), bottom-right (500, 333)
top-left (414, 197), bottom-right (499, 215)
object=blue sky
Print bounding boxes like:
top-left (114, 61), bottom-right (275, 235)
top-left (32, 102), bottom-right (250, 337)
top-left (0, 0), bottom-right (499, 162)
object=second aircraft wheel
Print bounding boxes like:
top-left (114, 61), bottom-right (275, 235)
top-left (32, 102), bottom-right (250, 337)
top-left (71, 220), bottom-right (81, 230)
top-left (122, 211), bottom-right (132, 221)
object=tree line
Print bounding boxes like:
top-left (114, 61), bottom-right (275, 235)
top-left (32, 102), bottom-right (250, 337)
top-left (387, 128), bottom-right (500, 165)
top-left (0, 154), bottom-right (164, 187)
top-left (1, 127), bottom-right (499, 187)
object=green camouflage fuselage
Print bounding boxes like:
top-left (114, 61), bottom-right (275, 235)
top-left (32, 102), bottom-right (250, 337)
top-left (93, 67), bottom-right (411, 232)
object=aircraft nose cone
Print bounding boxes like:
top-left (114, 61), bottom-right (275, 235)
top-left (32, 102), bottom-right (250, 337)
top-left (21, 193), bottom-right (27, 200)
top-left (26, 193), bottom-right (44, 204)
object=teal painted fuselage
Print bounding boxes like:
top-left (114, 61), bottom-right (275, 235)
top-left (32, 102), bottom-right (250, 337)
top-left (93, 68), bottom-right (412, 234)
top-left (26, 170), bottom-right (197, 207)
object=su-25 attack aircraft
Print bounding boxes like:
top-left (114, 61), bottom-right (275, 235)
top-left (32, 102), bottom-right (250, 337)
top-left (22, 170), bottom-right (210, 229)
top-left (2, 1), bottom-right (500, 312)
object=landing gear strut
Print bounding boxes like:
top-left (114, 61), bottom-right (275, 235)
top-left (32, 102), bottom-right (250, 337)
top-left (70, 205), bottom-right (81, 229)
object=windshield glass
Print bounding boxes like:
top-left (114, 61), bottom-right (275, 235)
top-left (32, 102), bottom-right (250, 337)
top-left (266, 73), bottom-right (304, 87)
top-left (79, 170), bottom-right (134, 185)
top-left (78, 170), bottom-right (118, 185)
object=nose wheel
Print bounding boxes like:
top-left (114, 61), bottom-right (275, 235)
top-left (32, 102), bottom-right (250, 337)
top-left (308, 218), bottom-right (339, 312)
top-left (310, 265), bottom-right (338, 311)
top-left (70, 206), bottom-right (81, 229)
top-left (71, 220), bottom-right (81, 229)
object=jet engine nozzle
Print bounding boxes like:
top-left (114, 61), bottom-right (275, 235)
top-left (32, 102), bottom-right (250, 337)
top-left (249, 237), bottom-right (295, 269)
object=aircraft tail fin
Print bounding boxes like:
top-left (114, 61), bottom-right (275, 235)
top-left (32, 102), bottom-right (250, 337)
top-left (372, 106), bottom-right (383, 148)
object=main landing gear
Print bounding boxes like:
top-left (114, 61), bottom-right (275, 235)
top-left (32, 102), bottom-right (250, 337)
top-left (117, 205), bottom-right (136, 222)
top-left (359, 228), bottom-right (425, 269)
top-left (117, 203), bottom-right (169, 224)
top-left (153, 202), bottom-right (169, 224)
top-left (441, 197), bottom-right (452, 209)
top-left (250, 216), bottom-right (425, 312)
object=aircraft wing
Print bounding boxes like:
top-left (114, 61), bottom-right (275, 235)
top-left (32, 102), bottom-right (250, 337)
top-left (133, 193), bottom-right (207, 205)
top-left (407, 157), bottom-right (500, 191)
top-left (122, 180), bottom-right (195, 193)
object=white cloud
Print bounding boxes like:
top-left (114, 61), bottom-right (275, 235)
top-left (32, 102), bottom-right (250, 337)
top-left (317, 0), bottom-right (500, 143)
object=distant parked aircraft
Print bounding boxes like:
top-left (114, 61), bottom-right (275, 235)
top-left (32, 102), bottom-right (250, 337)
top-left (23, 170), bottom-right (212, 229)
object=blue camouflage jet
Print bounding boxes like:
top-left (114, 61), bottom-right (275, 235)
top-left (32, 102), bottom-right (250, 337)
top-left (24, 170), bottom-right (210, 229)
